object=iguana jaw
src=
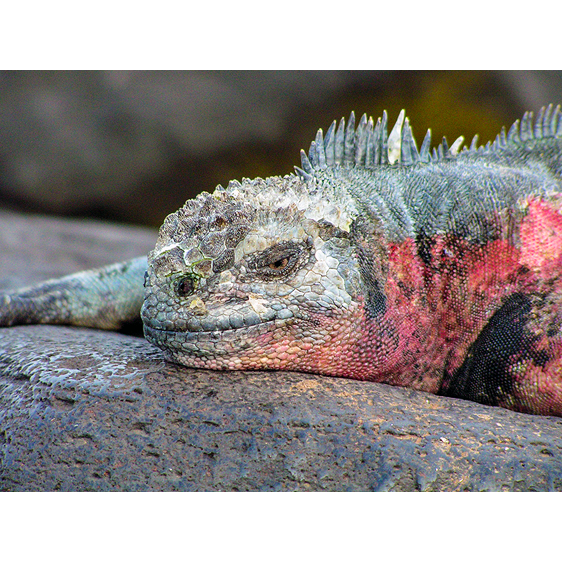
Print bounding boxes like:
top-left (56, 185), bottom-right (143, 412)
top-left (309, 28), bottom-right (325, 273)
top-left (142, 301), bottom-right (370, 375)
top-left (143, 316), bottom-right (295, 366)
top-left (141, 258), bottom-right (366, 374)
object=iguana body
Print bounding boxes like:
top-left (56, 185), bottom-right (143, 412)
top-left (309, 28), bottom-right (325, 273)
top-left (2, 106), bottom-right (562, 416)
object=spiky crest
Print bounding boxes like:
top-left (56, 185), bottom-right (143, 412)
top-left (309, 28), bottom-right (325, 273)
top-left (297, 104), bottom-right (562, 177)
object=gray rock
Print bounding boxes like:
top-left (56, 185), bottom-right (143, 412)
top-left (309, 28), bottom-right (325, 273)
top-left (0, 209), bottom-right (156, 290)
top-left (2, 325), bottom-right (562, 491)
top-left (0, 71), bottom-right (383, 223)
top-left (1, 211), bottom-right (562, 491)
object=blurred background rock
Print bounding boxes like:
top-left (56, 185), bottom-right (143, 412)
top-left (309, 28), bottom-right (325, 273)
top-left (1, 70), bottom-right (561, 228)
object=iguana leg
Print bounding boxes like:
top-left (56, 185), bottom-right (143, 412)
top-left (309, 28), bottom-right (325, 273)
top-left (0, 256), bottom-right (147, 331)
top-left (441, 292), bottom-right (562, 416)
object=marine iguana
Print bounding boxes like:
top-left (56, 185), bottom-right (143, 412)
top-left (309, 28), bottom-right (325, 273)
top-left (2, 105), bottom-right (562, 416)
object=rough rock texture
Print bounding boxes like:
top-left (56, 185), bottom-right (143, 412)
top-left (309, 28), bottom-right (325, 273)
top-left (2, 211), bottom-right (562, 491)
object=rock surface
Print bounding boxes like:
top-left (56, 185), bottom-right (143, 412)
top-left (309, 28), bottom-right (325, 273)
top-left (0, 209), bottom-right (156, 291)
top-left (2, 212), bottom-right (562, 491)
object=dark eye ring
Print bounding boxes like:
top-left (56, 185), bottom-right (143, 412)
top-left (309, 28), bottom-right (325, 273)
top-left (247, 240), bottom-right (309, 280)
top-left (176, 276), bottom-right (196, 297)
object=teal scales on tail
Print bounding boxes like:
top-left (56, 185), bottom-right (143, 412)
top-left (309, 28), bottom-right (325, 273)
top-left (2, 105), bottom-right (562, 416)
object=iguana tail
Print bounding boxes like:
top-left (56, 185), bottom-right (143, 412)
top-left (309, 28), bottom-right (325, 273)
top-left (0, 256), bottom-right (147, 330)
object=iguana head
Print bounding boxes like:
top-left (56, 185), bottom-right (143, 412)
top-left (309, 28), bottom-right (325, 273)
top-left (141, 174), bottom-right (380, 376)
top-left (140, 108), bottom-right (465, 379)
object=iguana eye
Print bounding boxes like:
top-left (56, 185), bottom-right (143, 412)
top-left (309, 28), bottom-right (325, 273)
top-left (262, 255), bottom-right (295, 275)
top-left (247, 241), bottom-right (310, 279)
top-left (176, 275), bottom-right (197, 297)
top-left (268, 257), bottom-right (289, 271)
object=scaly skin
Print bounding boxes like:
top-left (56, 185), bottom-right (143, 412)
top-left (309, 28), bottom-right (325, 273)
top-left (2, 106), bottom-right (562, 416)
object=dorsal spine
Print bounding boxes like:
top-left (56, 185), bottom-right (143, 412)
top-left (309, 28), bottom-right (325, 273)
top-left (297, 104), bottom-right (562, 179)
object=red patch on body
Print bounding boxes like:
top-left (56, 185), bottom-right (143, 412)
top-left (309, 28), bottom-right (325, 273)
top-left (520, 197), bottom-right (562, 278)
top-left (291, 199), bottom-right (562, 415)
top-left (376, 232), bottom-right (533, 391)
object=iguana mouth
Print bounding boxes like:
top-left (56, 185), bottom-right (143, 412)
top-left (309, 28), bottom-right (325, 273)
top-left (143, 317), bottom-right (294, 360)
top-left (141, 301), bottom-right (295, 334)
top-left (143, 317), bottom-right (287, 338)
